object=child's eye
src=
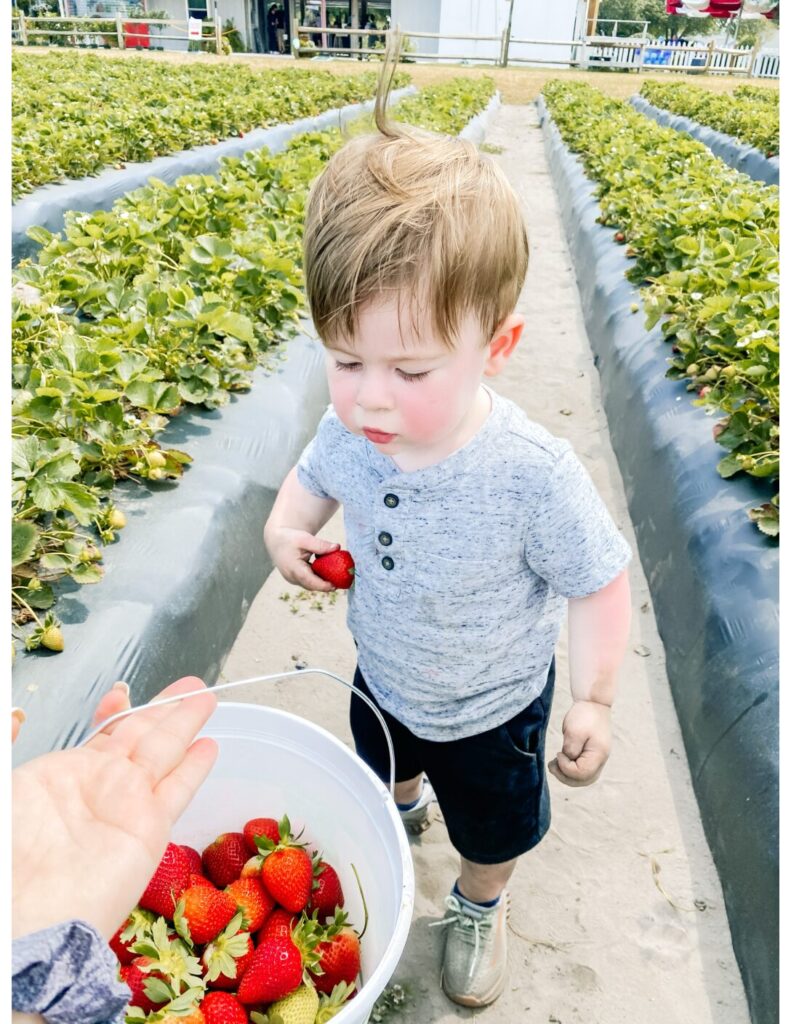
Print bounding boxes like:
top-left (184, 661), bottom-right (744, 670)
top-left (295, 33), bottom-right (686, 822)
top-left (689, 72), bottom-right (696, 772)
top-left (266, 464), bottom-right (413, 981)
top-left (335, 361), bottom-right (361, 372)
top-left (397, 369), bottom-right (431, 382)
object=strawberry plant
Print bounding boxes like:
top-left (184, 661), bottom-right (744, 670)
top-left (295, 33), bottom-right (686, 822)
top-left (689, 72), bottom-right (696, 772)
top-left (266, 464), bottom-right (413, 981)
top-left (639, 80), bottom-right (779, 157)
top-left (12, 51), bottom-right (409, 198)
top-left (11, 77), bottom-right (496, 653)
top-left (543, 81), bottom-right (779, 537)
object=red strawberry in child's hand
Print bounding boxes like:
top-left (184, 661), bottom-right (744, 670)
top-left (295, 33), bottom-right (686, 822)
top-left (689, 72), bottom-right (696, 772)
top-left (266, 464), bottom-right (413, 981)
top-left (225, 876), bottom-right (275, 932)
top-left (310, 911), bottom-right (361, 995)
top-left (180, 845), bottom-right (203, 874)
top-left (308, 859), bottom-right (344, 921)
top-left (175, 885), bottom-right (238, 945)
top-left (201, 990), bottom-right (249, 1024)
top-left (202, 832), bottom-right (249, 887)
top-left (243, 816), bottom-right (281, 854)
top-left (235, 936), bottom-right (303, 1004)
top-left (139, 842), bottom-right (191, 917)
top-left (311, 549), bottom-right (355, 589)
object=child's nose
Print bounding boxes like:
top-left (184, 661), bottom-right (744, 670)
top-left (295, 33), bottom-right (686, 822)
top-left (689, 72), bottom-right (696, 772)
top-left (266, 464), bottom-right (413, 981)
top-left (356, 372), bottom-right (394, 412)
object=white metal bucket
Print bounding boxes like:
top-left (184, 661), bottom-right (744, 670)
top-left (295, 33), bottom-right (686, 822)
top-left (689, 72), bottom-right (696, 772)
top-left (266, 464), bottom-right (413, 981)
top-left (170, 698), bottom-right (415, 1023)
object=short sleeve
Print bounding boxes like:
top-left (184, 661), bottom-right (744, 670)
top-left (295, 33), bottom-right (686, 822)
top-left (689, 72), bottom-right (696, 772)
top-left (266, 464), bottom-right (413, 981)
top-left (295, 406), bottom-right (338, 501)
top-left (524, 447), bottom-right (632, 598)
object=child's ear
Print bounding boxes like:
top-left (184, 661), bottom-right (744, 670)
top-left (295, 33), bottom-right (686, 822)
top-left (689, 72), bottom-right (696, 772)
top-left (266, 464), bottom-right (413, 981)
top-left (483, 315), bottom-right (524, 377)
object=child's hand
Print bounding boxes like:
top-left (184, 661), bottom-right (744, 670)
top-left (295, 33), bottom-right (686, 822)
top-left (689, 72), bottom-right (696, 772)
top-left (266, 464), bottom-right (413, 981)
top-left (548, 700), bottom-right (612, 787)
top-left (267, 527), bottom-right (341, 592)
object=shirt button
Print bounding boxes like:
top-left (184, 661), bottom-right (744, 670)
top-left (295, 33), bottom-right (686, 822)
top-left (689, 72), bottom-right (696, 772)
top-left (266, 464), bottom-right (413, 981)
top-left (381, 556), bottom-right (395, 570)
top-left (383, 493), bottom-right (399, 508)
top-left (378, 532), bottom-right (393, 546)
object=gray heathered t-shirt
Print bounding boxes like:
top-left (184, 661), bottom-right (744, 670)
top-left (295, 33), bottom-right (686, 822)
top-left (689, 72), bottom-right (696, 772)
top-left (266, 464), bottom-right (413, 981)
top-left (297, 386), bottom-right (632, 742)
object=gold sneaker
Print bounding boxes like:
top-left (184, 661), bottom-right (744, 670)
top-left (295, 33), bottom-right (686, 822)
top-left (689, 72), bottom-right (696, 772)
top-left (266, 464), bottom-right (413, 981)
top-left (431, 889), bottom-right (510, 1007)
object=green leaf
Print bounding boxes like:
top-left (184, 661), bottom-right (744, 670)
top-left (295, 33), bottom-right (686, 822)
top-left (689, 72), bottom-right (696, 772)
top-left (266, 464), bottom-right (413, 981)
top-left (673, 236), bottom-right (699, 256)
top-left (12, 522), bottom-right (39, 567)
top-left (69, 562), bottom-right (105, 584)
top-left (716, 453), bottom-right (745, 480)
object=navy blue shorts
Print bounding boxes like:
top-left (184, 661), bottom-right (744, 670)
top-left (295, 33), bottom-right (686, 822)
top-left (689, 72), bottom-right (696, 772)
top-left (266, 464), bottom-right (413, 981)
top-left (349, 659), bottom-right (555, 865)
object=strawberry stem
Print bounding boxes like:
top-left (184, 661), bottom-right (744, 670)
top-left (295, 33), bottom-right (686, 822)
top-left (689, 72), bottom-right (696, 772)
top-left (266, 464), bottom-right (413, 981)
top-left (351, 863), bottom-right (369, 940)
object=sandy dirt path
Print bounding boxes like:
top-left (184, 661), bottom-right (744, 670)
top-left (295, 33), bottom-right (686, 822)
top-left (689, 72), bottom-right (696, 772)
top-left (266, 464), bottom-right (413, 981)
top-left (220, 103), bottom-right (751, 1023)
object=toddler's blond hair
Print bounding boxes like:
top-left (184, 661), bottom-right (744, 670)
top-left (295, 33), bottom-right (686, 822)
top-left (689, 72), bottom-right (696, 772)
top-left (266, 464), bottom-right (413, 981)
top-left (303, 40), bottom-right (529, 349)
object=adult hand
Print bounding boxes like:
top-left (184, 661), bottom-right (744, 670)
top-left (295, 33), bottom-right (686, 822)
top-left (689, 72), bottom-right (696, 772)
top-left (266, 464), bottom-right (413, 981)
top-left (548, 699), bottom-right (611, 787)
top-left (12, 677), bottom-right (218, 942)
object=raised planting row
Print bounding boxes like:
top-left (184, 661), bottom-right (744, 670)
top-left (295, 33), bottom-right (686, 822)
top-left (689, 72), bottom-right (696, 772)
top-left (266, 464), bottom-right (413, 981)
top-left (538, 89), bottom-right (778, 1024)
top-left (543, 80), bottom-right (779, 538)
top-left (11, 76), bottom-right (497, 656)
top-left (11, 50), bottom-right (408, 199)
top-left (639, 80), bottom-right (779, 157)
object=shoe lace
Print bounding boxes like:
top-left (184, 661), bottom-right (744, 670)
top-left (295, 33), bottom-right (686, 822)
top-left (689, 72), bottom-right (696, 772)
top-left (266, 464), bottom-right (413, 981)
top-left (429, 894), bottom-right (493, 981)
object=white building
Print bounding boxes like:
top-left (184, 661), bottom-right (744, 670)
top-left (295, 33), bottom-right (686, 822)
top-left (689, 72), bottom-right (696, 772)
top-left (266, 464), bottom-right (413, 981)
top-left (392, 0), bottom-right (597, 66)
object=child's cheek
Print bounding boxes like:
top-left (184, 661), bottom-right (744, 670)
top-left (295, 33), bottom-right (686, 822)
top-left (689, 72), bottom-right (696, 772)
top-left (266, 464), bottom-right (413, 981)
top-left (328, 377), bottom-right (356, 430)
top-left (399, 384), bottom-right (457, 442)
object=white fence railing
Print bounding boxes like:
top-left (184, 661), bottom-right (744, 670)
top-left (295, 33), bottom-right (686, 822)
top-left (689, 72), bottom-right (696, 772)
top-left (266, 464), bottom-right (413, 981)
top-left (10, 16), bottom-right (779, 80)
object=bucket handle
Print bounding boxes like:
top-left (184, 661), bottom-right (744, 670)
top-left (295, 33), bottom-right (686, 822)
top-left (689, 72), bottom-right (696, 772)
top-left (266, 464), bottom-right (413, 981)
top-left (78, 668), bottom-right (398, 799)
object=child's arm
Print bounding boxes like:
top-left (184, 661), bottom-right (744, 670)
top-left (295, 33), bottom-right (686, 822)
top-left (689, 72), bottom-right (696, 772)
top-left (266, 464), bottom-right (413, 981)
top-left (549, 568), bottom-right (632, 787)
top-left (264, 466), bottom-right (341, 592)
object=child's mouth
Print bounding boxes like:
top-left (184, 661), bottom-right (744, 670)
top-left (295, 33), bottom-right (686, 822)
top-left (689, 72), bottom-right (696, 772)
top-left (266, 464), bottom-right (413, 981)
top-left (363, 428), bottom-right (397, 444)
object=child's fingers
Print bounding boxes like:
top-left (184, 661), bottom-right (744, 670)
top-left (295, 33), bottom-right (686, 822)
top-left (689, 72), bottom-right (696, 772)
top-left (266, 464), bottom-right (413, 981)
top-left (552, 748), bottom-right (604, 787)
top-left (296, 533), bottom-right (340, 557)
top-left (292, 561), bottom-right (337, 593)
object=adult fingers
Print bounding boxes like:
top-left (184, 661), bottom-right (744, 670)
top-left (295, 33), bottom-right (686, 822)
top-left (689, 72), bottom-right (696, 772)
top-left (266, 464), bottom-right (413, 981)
top-left (11, 708), bottom-right (25, 744)
top-left (125, 682), bottom-right (217, 788)
top-left (93, 677), bottom-right (210, 758)
top-left (91, 681), bottom-right (131, 728)
top-left (154, 737), bottom-right (219, 826)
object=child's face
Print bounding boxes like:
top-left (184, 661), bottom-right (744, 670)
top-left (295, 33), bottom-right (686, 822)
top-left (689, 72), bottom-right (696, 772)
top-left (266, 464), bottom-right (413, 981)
top-left (324, 297), bottom-right (505, 460)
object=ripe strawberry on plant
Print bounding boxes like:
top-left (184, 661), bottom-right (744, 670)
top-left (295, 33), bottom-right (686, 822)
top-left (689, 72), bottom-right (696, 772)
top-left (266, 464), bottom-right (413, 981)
top-left (225, 876), bottom-right (275, 932)
top-left (243, 816), bottom-right (281, 854)
top-left (311, 550), bottom-right (355, 589)
top-left (236, 918), bottom-right (323, 1006)
top-left (200, 914), bottom-right (254, 990)
top-left (139, 843), bottom-right (192, 918)
top-left (202, 833), bottom-right (249, 888)
top-left (109, 907), bottom-right (156, 965)
top-left (200, 990), bottom-right (249, 1024)
top-left (310, 911), bottom-right (361, 995)
top-left (308, 858), bottom-right (344, 922)
top-left (175, 885), bottom-right (239, 945)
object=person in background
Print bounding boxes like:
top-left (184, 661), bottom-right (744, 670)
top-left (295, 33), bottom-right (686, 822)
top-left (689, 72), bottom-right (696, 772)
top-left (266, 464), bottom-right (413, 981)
top-left (12, 678), bottom-right (218, 1024)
